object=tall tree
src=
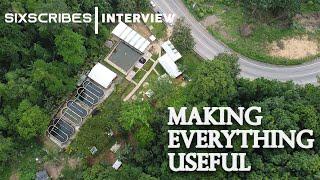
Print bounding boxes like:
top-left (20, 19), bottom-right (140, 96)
top-left (187, 57), bottom-right (237, 106)
top-left (15, 100), bottom-right (49, 140)
top-left (170, 18), bottom-right (195, 54)
top-left (118, 101), bottom-right (154, 131)
top-left (55, 28), bottom-right (87, 65)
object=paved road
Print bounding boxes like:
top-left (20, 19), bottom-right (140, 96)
top-left (153, 0), bottom-right (320, 84)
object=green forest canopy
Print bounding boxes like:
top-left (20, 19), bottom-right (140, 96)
top-left (0, 0), bottom-right (149, 177)
top-left (71, 54), bottom-right (320, 179)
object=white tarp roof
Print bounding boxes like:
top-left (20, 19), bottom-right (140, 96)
top-left (161, 40), bottom-right (182, 62)
top-left (159, 54), bottom-right (182, 78)
top-left (88, 63), bottom-right (117, 88)
top-left (112, 22), bottom-right (150, 52)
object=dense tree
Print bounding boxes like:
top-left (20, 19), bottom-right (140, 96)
top-left (170, 18), bottom-right (195, 54)
top-left (15, 100), bottom-right (49, 140)
top-left (123, 54), bottom-right (320, 179)
top-left (0, 136), bottom-right (14, 164)
top-left (243, 0), bottom-right (301, 21)
top-left (83, 164), bottom-right (156, 180)
top-left (55, 28), bottom-right (87, 65)
top-left (116, 0), bottom-right (149, 13)
top-left (187, 57), bottom-right (237, 106)
top-left (118, 101), bottom-right (154, 131)
top-left (0, 0), bottom-right (144, 177)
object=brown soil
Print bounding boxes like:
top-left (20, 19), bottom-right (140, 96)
top-left (105, 151), bottom-right (116, 164)
top-left (201, 15), bottom-right (220, 27)
top-left (68, 158), bottom-right (80, 169)
top-left (294, 12), bottom-right (320, 32)
top-left (131, 23), bottom-right (152, 38)
top-left (42, 136), bottom-right (60, 152)
top-left (149, 43), bottom-right (161, 56)
top-left (89, 150), bottom-right (116, 166)
top-left (268, 36), bottom-right (319, 59)
top-left (204, 15), bottom-right (233, 41)
top-left (166, 27), bottom-right (173, 40)
top-left (9, 171), bottom-right (19, 180)
top-left (44, 162), bottom-right (64, 180)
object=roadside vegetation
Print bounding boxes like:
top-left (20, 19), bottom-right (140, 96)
top-left (184, 0), bottom-right (320, 65)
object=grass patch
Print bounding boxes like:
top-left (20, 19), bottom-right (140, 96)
top-left (146, 71), bottom-right (158, 82)
top-left (155, 64), bottom-right (166, 75)
top-left (183, 1), bottom-right (320, 65)
top-left (101, 60), bottom-right (125, 77)
top-left (135, 71), bottom-right (159, 99)
top-left (143, 60), bottom-right (154, 71)
top-left (133, 69), bottom-right (147, 83)
top-left (179, 53), bottom-right (203, 78)
top-left (146, 21), bottom-right (167, 39)
top-left (121, 80), bottom-right (136, 98)
top-left (301, 1), bottom-right (320, 13)
top-left (151, 53), bottom-right (159, 60)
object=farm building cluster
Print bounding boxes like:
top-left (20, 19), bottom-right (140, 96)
top-left (47, 21), bottom-right (183, 150)
top-left (47, 63), bottom-right (117, 148)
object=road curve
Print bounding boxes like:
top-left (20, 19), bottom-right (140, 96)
top-left (153, 0), bottom-right (320, 84)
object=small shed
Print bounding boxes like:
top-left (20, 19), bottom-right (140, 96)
top-left (158, 40), bottom-right (183, 78)
top-left (112, 160), bottom-right (122, 170)
top-left (110, 143), bottom-right (121, 153)
top-left (90, 146), bottom-right (98, 155)
top-left (145, 89), bottom-right (154, 98)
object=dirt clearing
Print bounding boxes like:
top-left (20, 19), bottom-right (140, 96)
top-left (201, 15), bottom-right (220, 27)
top-left (268, 36), bottom-right (319, 59)
top-left (131, 23), bottom-right (151, 37)
top-left (294, 12), bottom-right (320, 32)
top-left (44, 162), bottom-right (64, 180)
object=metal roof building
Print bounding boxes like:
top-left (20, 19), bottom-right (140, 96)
top-left (159, 54), bottom-right (182, 78)
top-left (158, 40), bottom-right (183, 78)
top-left (112, 22), bottom-right (150, 53)
top-left (88, 63), bottom-right (117, 89)
top-left (108, 42), bottom-right (142, 73)
top-left (161, 40), bottom-right (182, 62)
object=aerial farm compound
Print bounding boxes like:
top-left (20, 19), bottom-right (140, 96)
top-left (47, 21), bottom-right (183, 148)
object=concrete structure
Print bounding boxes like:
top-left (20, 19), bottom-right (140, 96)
top-left (47, 63), bottom-right (118, 148)
top-left (108, 42), bottom-right (143, 74)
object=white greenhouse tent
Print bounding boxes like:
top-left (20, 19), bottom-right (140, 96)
top-left (159, 54), bottom-right (182, 78)
top-left (112, 22), bottom-right (150, 53)
top-left (158, 40), bottom-right (183, 78)
top-left (88, 63), bottom-right (117, 89)
top-left (161, 40), bottom-right (182, 62)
